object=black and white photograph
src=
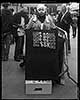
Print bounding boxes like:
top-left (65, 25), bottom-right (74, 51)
top-left (1, 2), bottom-right (79, 99)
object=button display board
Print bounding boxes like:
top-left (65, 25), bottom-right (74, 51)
top-left (25, 28), bottom-right (64, 80)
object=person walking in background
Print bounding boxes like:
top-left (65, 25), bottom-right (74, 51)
top-left (51, 12), bottom-right (57, 24)
top-left (72, 14), bottom-right (78, 38)
top-left (56, 4), bottom-right (73, 54)
top-left (1, 3), bottom-right (13, 61)
top-left (13, 6), bottom-right (29, 61)
top-left (9, 8), bottom-right (15, 45)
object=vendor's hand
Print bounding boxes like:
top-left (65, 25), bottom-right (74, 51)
top-left (63, 30), bottom-right (67, 39)
top-left (56, 26), bottom-right (68, 39)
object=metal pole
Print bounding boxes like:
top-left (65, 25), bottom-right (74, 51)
top-left (29, 6), bottom-right (30, 18)
top-left (16, 3), bottom-right (18, 13)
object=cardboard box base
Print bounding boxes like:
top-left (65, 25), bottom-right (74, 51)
top-left (25, 80), bottom-right (52, 94)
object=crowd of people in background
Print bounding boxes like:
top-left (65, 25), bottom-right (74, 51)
top-left (1, 3), bottom-right (78, 61)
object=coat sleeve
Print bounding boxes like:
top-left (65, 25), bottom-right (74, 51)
top-left (47, 14), bottom-right (56, 28)
top-left (67, 12), bottom-right (73, 25)
top-left (26, 15), bottom-right (36, 29)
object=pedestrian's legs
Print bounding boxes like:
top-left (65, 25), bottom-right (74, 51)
top-left (67, 30), bottom-right (71, 52)
top-left (58, 37), bottom-right (65, 84)
top-left (14, 36), bottom-right (24, 61)
top-left (2, 34), bottom-right (11, 60)
top-left (14, 37), bottom-right (20, 59)
top-left (19, 35), bottom-right (26, 68)
top-left (5, 35), bottom-right (11, 59)
top-left (58, 37), bottom-right (64, 74)
top-left (20, 36), bottom-right (24, 56)
top-left (73, 27), bottom-right (76, 38)
top-left (2, 39), bottom-right (5, 60)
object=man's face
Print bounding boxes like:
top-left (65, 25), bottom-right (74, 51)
top-left (37, 7), bottom-right (46, 16)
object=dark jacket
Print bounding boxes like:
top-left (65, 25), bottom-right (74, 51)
top-left (56, 11), bottom-right (73, 32)
top-left (12, 10), bottom-right (29, 37)
top-left (13, 10), bottom-right (29, 27)
top-left (1, 8), bottom-right (13, 34)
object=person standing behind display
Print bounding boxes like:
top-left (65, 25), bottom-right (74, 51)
top-left (19, 4), bottom-right (56, 68)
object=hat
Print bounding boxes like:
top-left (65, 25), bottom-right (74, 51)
top-left (37, 4), bottom-right (47, 11)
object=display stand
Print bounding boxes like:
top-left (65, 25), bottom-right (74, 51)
top-left (25, 28), bottom-right (66, 94)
